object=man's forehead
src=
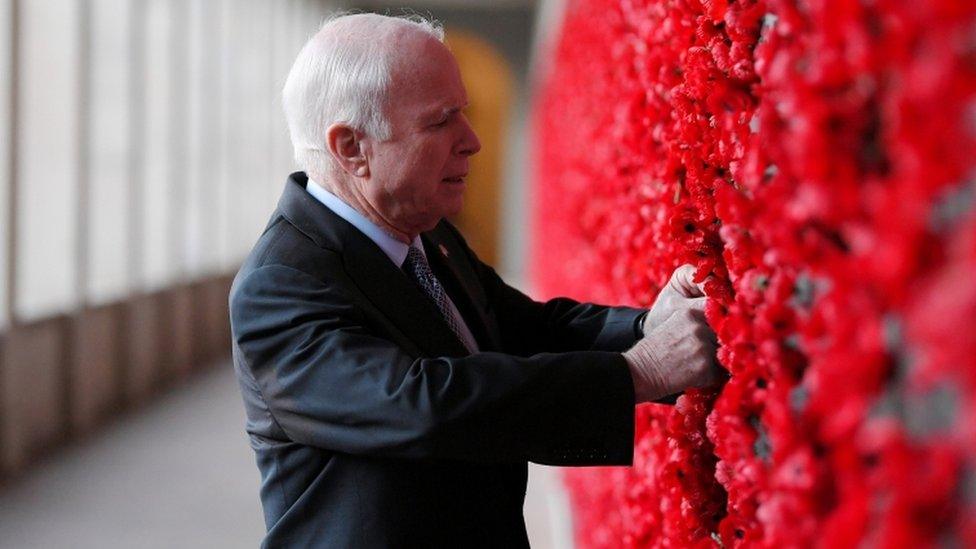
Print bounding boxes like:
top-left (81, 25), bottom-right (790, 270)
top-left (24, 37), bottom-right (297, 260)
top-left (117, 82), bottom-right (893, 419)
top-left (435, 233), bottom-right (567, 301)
top-left (390, 31), bottom-right (463, 75)
top-left (381, 33), bottom-right (469, 115)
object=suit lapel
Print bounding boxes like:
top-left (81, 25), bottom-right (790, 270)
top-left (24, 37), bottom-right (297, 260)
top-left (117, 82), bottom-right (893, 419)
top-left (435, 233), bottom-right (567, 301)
top-left (276, 173), bottom-right (468, 358)
top-left (422, 225), bottom-right (502, 352)
top-left (341, 235), bottom-right (470, 357)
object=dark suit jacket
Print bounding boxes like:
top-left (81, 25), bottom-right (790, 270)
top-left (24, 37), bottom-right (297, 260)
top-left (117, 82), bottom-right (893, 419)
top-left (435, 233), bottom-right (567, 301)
top-left (229, 172), bottom-right (643, 548)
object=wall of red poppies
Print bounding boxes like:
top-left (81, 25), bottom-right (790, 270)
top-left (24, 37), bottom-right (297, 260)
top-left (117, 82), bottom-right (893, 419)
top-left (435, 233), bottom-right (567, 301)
top-left (531, 0), bottom-right (976, 546)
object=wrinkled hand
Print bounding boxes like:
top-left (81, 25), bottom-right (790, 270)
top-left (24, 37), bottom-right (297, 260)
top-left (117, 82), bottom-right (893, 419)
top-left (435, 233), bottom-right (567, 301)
top-left (624, 291), bottom-right (722, 404)
top-left (642, 264), bottom-right (708, 335)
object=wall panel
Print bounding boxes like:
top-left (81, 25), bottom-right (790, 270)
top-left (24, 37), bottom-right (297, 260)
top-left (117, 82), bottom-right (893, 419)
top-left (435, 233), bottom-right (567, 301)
top-left (238, 0), bottom-right (273, 264)
top-left (1, 319), bottom-right (68, 472)
top-left (167, 0), bottom-right (188, 282)
top-left (0, 0), bottom-right (11, 328)
top-left (87, 0), bottom-right (132, 305)
top-left (215, 0), bottom-right (235, 272)
top-left (15, 0), bottom-right (80, 321)
top-left (271, 0), bottom-right (296, 199)
top-left (184, 0), bottom-right (217, 278)
top-left (140, 0), bottom-right (175, 291)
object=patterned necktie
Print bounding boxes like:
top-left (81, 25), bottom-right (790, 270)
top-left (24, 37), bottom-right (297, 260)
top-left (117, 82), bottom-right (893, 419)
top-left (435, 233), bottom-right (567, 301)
top-left (402, 245), bottom-right (469, 350)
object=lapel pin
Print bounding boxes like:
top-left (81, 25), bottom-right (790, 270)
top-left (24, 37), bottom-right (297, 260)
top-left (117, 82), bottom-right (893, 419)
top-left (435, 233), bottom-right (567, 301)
top-left (439, 244), bottom-right (449, 258)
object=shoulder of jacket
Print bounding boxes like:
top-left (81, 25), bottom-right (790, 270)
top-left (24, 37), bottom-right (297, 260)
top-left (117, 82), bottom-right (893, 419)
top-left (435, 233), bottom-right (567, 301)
top-left (231, 218), bottom-right (349, 302)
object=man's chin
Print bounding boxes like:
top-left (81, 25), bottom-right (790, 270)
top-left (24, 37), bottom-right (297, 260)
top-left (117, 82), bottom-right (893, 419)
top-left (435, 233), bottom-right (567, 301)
top-left (445, 199), bottom-right (464, 219)
top-left (436, 188), bottom-right (464, 213)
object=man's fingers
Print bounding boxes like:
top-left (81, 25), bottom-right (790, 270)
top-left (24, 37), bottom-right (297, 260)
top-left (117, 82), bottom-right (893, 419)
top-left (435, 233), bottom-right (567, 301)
top-left (687, 296), bottom-right (708, 311)
top-left (669, 264), bottom-right (707, 297)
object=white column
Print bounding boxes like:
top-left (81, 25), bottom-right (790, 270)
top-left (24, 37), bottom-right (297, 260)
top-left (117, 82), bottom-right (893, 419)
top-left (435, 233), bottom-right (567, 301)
top-left (184, 0), bottom-right (211, 278)
top-left (215, 0), bottom-right (236, 272)
top-left (87, 0), bottom-right (133, 305)
top-left (15, 0), bottom-right (81, 321)
top-left (0, 0), bottom-right (11, 328)
top-left (271, 0), bottom-right (298, 189)
top-left (140, 0), bottom-right (175, 291)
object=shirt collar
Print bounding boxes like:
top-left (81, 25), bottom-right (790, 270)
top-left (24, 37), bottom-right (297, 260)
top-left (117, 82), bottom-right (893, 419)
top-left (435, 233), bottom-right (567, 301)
top-left (305, 178), bottom-right (424, 267)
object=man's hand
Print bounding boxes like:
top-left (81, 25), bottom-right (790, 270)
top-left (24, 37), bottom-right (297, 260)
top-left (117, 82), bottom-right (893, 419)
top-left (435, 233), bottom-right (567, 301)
top-left (642, 264), bottom-right (708, 335)
top-left (624, 288), bottom-right (722, 404)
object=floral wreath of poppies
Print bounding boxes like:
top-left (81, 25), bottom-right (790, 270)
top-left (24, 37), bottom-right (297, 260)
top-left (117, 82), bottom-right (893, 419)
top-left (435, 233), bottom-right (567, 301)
top-left (532, 0), bottom-right (976, 546)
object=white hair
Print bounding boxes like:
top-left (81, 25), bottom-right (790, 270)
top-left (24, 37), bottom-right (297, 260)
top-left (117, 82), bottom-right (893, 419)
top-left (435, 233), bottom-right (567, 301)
top-left (281, 12), bottom-right (445, 180)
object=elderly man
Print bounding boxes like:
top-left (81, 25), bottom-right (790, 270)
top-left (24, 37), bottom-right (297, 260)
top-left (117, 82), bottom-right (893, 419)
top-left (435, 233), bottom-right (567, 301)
top-left (229, 12), bottom-right (722, 548)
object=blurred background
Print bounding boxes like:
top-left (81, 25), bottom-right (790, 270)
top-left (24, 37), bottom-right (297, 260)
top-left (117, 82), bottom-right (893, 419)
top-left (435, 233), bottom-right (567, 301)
top-left (0, 0), bottom-right (575, 546)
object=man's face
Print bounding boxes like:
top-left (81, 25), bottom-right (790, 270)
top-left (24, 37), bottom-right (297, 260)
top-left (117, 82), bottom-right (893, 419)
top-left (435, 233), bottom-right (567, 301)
top-left (362, 37), bottom-right (481, 235)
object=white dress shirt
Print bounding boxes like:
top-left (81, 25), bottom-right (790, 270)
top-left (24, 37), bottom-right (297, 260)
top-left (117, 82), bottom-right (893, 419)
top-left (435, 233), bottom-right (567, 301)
top-left (306, 178), bottom-right (480, 353)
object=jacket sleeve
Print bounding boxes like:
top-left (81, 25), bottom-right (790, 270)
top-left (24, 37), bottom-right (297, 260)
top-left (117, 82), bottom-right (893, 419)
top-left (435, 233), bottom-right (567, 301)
top-left (230, 264), bottom-right (635, 466)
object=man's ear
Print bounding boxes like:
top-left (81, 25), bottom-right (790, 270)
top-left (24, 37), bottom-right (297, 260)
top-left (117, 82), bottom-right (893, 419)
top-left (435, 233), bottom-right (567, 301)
top-left (325, 123), bottom-right (369, 178)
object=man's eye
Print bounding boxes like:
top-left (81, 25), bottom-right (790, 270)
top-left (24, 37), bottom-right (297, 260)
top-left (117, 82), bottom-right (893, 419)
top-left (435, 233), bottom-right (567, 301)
top-left (432, 117), bottom-right (449, 127)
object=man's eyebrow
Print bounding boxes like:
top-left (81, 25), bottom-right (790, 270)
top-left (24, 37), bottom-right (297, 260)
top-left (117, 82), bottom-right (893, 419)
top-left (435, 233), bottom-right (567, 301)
top-left (423, 103), bottom-right (469, 120)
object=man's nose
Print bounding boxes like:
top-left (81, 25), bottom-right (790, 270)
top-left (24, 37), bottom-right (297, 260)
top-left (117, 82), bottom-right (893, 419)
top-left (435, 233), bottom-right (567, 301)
top-left (456, 116), bottom-right (481, 157)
